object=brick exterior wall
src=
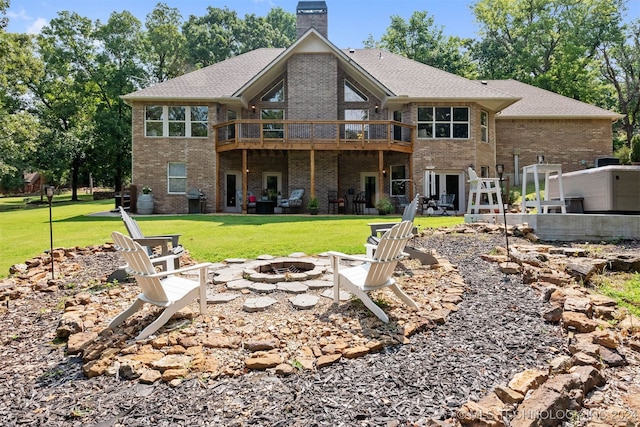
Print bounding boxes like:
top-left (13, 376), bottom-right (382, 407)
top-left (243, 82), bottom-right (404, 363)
top-left (296, 9), bottom-right (328, 39)
top-left (495, 118), bottom-right (614, 180)
top-left (288, 54), bottom-right (337, 120)
top-left (131, 102), bottom-right (217, 214)
top-left (130, 58), bottom-right (615, 215)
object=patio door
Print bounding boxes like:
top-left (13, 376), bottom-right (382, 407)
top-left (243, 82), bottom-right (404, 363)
top-left (423, 170), bottom-right (464, 212)
top-left (360, 172), bottom-right (378, 212)
top-left (225, 171), bottom-right (242, 213)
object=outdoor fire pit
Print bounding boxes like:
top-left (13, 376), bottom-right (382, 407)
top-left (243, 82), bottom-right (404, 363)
top-left (243, 260), bottom-right (327, 283)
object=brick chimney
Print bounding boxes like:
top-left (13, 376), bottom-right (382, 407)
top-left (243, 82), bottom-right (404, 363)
top-left (296, 1), bottom-right (328, 39)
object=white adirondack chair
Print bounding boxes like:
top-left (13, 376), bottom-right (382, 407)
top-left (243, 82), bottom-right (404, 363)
top-left (367, 194), bottom-right (420, 241)
top-left (109, 231), bottom-right (212, 340)
top-left (118, 206), bottom-right (183, 269)
top-left (328, 220), bottom-right (419, 323)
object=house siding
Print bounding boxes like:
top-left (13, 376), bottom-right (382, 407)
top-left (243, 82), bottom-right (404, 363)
top-left (495, 118), bottom-right (613, 178)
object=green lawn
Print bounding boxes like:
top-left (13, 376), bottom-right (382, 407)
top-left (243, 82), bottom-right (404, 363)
top-left (0, 194), bottom-right (463, 279)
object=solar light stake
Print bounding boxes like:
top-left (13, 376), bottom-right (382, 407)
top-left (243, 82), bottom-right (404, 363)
top-left (46, 186), bottom-right (55, 280)
top-left (495, 165), bottom-right (510, 258)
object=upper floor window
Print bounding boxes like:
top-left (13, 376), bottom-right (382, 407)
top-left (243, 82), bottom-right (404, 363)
top-left (417, 106), bottom-right (469, 139)
top-left (344, 79), bottom-right (367, 102)
top-left (145, 105), bottom-right (208, 138)
top-left (261, 80), bottom-right (285, 102)
top-left (480, 110), bottom-right (488, 143)
top-left (167, 162), bottom-right (187, 194)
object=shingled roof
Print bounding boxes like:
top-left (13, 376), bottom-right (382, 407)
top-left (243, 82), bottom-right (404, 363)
top-left (122, 48), bottom-right (285, 102)
top-left (123, 46), bottom-right (518, 111)
top-left (121, 35), bottom-right (617, 120)
top-left (484, 79), bottom-right (622, 120)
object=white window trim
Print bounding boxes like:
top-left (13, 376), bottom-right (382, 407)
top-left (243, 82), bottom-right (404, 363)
top-left (481, 110), bottom-right (488, 143)
top-left (167, 162), bottom-right (187, 194)
top-left (145, 105), bottom-right (208, 138)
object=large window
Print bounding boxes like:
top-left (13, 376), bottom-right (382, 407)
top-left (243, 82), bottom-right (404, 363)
top-left (344, 109), bottom-right (369, 139)
top-left (261, 109), bottom-right (284, 138)
top-left (417, 106), bottom-right (469, 139)
top-left (344, 79), bottom-right (367, 102)
top-left (480, 110), bottom-right (488, 143)
top-left (261, 80), bottom-right (285, 102)
top-left (145, 106), bottom-right (208, 137)
top-left (167, 162), bottom-right (187, 194)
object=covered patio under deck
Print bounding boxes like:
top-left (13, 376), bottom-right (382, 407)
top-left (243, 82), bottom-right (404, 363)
top-left (213, 119), bottom-right (417, 214)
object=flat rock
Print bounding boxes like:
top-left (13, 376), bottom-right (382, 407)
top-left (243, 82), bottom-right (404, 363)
top-left (243, 296), bottom-right (278, 312)
top-left (248, 283), bottom-right (276, 293)
top-left (276, 281), bottom-right (308, 293)
top-left (206, 292), bottom-right (241, 304)
top-left (305, 279), bottom-right (333, 289)
top-left (289, 294), bottom-right (319, 309)
top-left (226, 279), bottom-right (253, 290)
top-left (245, 353), bottom-right (281, 370)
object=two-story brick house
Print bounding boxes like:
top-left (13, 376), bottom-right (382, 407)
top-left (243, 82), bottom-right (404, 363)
top-left (122, 1), bottom-right (621, 214)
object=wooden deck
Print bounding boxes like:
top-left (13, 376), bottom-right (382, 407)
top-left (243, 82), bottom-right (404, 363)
top-left (214, 120), bottom-right (414, 153)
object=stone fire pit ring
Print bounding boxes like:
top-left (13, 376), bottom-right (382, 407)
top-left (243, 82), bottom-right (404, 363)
top-left (243, 259), bottom-right (327, 283)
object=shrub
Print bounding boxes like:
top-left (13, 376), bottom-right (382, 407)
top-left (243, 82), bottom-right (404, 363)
top-left (375, 197), bottom-right (395, 214)
top-left (630, 135), bottom-right (640, 163)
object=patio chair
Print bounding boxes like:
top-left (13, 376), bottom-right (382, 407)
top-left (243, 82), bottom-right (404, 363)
top-left (118, 206), bottom-right (183, 270)
top-left (237, 190), bottom-right (257, 213)
top-left (328, 190), bottom-right (341, 214)
top-left (353, 191), bottom-right (367, 214)
top-left (109, 232), bottom-right (212, 340)
top-left (364, 194), bottom-right (436, 265)
top-left (281, 188), bottom-right (304, 213)
top-left (328, 220), bottom-right (419, 323)
top-left (436, 193), bottom-right (456, 215)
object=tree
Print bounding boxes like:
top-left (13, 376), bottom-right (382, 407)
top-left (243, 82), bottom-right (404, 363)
top-left (378, 11), bottom-right (476, 78)
top-left (182, 6), bottom-right (242, 69)
top-left (600, 19), bottom-right (640, 147)
top-left (92, 11), bottom-right (145, 191)
top-left (472, 0), bottom-right (625, 105)
top-left (0, 30), bottom-right (43, 192)
top-left (182, 6), bottom-right (295, 69)
top-left (144, 2), bottom-right (187, 81)
top-left (32, 12), bottom-right (101, 200)
top-left (0, 0), bottom-right (8, 29)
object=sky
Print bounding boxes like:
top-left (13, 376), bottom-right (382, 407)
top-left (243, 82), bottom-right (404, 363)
top-left (5, 0), bottom-right (484, 48)
top-left (6, 0), bottom-right (640, 49)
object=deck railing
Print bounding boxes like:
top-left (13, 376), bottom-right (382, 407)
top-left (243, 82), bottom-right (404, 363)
top-left (214, 120), bottom-right (414, 152)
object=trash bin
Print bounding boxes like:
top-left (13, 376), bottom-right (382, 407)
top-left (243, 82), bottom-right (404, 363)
top-left (187, 189), bottom-right (206, 213)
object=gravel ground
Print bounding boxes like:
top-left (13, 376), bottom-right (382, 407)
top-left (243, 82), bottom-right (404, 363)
top-left (0, 232), bottom-right (573, 426)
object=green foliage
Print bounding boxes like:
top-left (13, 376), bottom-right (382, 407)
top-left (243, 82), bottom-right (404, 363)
top-left (375, 197), bottom-right (395, 214)
top-left (378, 11), bottom-right (476, 78)
top-left (597, 273), bottom-right (640, 317)
top-left (630, 134), bottom-right (640, 162)
top-left (600, 19), bottom-right (640, 148)
top-left (472, 0), bottom-right (624, 105)
top-left (307, 197), bottom-right (319, 209)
